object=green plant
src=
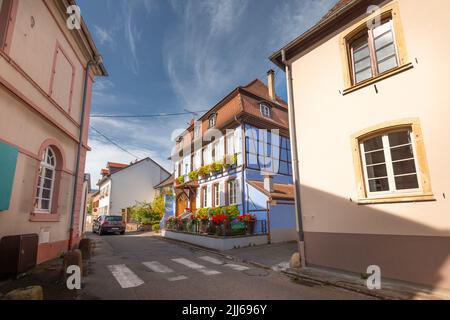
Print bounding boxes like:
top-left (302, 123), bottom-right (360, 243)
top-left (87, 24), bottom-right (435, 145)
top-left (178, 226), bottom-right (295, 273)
top-left (224, 205), bottom-right (240, 220)
top-left (223, 154), bottom-right (237, 168)
top-left (188, 170), bottom-right (199, 181)
top-left (176, 176), bottom-right (185, 185)
top-left (198, 165), bottom-right (211, 178)
top-left (196, 208), bottom-right (209, 221)
top-left (152, 223), bottom-right (161, 232)
top-left (209, 161), bottom-right (223, 173)
top-left (129, 202), bottom-right (161, 225)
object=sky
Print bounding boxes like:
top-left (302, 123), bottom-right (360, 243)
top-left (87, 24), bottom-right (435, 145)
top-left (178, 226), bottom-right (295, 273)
top-left (78, 0), bottom-right (336, 185)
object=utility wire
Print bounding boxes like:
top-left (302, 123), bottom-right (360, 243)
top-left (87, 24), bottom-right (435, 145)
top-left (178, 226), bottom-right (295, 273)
top-left (90, 110), bottom-right (209, 118)
top-left (90, 125), bottom-right (142, 160)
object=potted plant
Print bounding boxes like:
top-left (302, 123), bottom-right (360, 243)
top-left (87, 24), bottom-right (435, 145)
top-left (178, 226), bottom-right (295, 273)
top-left (198, 165), bottom-right (211, 179)
top-left (196, 209), bottom-right (210, 233)
top-left (188, 170), bottom-right (199, 181)
top-left (176, 176), bottom-right (185, 185)
top-left (211, 214), bottom-right (228, 236)
top-left (209, 161), bottom-right (223, 174)
top-left (238, 214), bottom-right (257, 235)
top-left (223, 154), bottom-right (237, 169)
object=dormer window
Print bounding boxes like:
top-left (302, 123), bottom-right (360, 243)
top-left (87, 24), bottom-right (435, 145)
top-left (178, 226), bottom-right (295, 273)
top-left (208, 114), bottom-right (217, 128)
top-left (260, 104), bottom-right (271, 118)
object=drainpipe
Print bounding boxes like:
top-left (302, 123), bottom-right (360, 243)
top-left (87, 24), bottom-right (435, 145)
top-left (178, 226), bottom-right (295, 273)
top-left (281, 50), bottom-right (306, 268)
top-left (68, 57), bottom-right (101, 250)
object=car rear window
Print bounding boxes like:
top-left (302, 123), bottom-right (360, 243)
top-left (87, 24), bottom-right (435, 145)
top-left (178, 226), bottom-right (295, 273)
top-left (106, 216), bottom-right (123, 222)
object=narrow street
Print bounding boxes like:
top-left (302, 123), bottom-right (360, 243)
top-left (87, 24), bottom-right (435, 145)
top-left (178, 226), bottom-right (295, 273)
top-left (79, 233), bottom-right (374, 300)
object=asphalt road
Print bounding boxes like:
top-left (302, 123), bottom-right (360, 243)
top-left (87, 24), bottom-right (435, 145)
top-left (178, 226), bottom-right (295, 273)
top-left (80, 232), bottom-right (374, 300)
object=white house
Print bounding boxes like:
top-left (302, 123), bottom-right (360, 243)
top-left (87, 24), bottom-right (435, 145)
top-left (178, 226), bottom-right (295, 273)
top-left (97, 158), bottom-right (171, 216)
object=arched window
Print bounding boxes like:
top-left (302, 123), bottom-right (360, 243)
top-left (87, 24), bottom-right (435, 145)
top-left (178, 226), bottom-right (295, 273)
top-left (34, 147), bottom-right (57, 212)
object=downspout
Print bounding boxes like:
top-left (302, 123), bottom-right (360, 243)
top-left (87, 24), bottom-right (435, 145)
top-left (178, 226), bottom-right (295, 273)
top-left (281, 50), bottom-right (306, 268)
top-left (68, 58), bottom-right (99, 250)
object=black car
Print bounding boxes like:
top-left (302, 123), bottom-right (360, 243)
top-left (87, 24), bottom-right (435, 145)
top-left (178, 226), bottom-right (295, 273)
top-left (92, 215), bottom-right (126, 235)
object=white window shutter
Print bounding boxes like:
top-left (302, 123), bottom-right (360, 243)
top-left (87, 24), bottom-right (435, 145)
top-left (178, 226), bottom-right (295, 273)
top-left (235, 180), bottom-right (242, 204)
top-left (219, 182), bottom-right (225, 206)
top-left (206, 185), bottom-right (211, 208)
top-left (196, 189), bottom-right (201, 208)
top-left (234, 128), bottom-right (241, 153)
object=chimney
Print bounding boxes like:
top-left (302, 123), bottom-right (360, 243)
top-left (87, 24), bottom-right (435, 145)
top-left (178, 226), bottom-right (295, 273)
top-left (264, 174), bottom-right (274, 193)
top-left (267, 69), bottom-right (276, 101)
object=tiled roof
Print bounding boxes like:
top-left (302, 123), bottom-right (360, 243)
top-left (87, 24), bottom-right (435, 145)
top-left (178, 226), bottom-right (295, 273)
top-left (154, 174), bottom-right (175, 189)
top-left (321, 0), bottom-right (355, 20)
top-left (241, 79), bottom-right (287, 108)
top-left (248, 180), bottom-right (295, 201)
top-left (107, 162), bottom-right (128, 169)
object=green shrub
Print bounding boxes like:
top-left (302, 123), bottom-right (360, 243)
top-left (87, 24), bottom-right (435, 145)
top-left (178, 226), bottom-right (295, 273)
top-left (152, 224), bottom-right (161, 232)
top-left (188, 170), bottom-right (199, 181)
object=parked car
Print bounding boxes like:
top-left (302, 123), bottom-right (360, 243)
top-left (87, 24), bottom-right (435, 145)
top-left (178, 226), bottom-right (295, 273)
top-left (92, 215), bottom-right (126, 236)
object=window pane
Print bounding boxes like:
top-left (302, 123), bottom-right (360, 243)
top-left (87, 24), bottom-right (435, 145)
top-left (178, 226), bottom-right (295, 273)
top-left (355, 57), bottom-right (371, 73)
top-left (373, 20), bottom-right (392, 38)
top-left (366, 164), bottom-right (388, 179)
top-left (378, 55), bottom-right (398, 74)
top-left (43, 178), bottom-right (52, 189)
top-left (374, 30), bottom-right (394, 50)
top-left (41, 200), bottom-right (50, 210)
top-left (352, 36), bottom-right (370, 61)
top-left (42, 188), bottom-right (51, 200)
top-left (45, 168), bottom-right (54, 179)
top-left (391, 145), bottom-right (414, 161)
top-left (355, 68), bottom-right (373, 83)
top-left (395, 174), bottom-right (419, 190)
top-left (393, 159), bottom-right (417, 176)
top-left (388, 131), bottom-right (411, 147)
top-left (368, 178), bottom-right (390, 192)
top-left (376, 43), bottom-right (396, 63)
top-left (364, 136), bottom-right (383, 152)
top-left (106, 216), bottom-right (123, 222)
top-left (365, 150), bottom-right (386, 165)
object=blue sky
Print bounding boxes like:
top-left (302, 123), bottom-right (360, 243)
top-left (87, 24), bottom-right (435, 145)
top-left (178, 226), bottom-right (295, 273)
top-left (79, 0), bottom-right (336, 184)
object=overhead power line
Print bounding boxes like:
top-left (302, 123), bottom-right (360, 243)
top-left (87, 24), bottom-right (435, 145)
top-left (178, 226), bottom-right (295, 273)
top-left (90, 110), bottom-right (209, 118)
top-left (90, 126), bottom-right (142, 160)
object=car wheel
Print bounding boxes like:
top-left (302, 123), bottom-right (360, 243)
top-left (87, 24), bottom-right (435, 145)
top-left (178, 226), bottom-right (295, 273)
top-left (120, 231), bottom-right (125, 235)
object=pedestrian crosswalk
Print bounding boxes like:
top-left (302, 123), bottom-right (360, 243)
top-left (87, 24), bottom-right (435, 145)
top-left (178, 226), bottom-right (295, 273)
top-left (107, 256), bottom-right (251, 289)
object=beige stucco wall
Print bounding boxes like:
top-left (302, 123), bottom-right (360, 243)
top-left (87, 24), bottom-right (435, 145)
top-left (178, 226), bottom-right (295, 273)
top-left (289, 0), bottom-right (450, 237)
top-left (0, 0), bottom-right (92, 247)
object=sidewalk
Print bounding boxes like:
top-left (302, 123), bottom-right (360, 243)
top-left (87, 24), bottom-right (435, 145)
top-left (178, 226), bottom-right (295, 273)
top-left (221, 242), bottom-right (450, 300)
top-left (0, 258), bottom-right (79, 300)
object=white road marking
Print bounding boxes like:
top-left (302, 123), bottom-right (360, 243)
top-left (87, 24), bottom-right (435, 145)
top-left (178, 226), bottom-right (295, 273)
top-left (199, 256), bottom-right (250, 271)
top-left (199, 256), bottom-right (223, 265)
top-left (172, 258), bottom-right (221, 276)
top-left (168, 275), bottom-right (188, 281)
top-left (108, 264), bottom-right (144, 289)
top-left (143, 261), bottom-right (174, 273)
top-left (224, 263), bottom-right (250, 271)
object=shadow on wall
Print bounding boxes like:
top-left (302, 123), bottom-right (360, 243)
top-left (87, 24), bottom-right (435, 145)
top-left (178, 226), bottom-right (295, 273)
top-left (300, 185), bottom-right (450, 292)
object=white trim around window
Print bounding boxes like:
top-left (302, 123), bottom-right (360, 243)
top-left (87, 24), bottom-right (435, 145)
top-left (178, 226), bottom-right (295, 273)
top-left (360, 129), bottom-right (421, 198)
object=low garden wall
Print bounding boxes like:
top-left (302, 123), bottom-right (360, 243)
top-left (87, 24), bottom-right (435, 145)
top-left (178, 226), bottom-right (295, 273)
top-left (162, 230), bottom-right (268, 251)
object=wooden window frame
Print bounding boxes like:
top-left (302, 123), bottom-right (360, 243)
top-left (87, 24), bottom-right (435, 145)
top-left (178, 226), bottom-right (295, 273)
top-left (201, 186), bottom-right (208, 208)
top-left (212, 183), bottom-right (220, 207)
top-left (340, 2), bottom-right (412, 94)
top-left (0, 0), bottom-right (18, 54)
top-left (351, 118), bottom-right (434, 204)
top-left (227, 179), bottom-right (238, 206)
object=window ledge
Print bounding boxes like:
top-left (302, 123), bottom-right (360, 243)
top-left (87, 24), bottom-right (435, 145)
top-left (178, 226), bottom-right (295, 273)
top-left (343, 63), bottom-right (414, 96)
top-left (30, 212), bottom-right (61, 222)
top-left (357, 193), bottom-right (435, 205)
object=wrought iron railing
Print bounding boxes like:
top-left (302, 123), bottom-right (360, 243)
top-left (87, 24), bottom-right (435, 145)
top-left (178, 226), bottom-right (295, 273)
top-left (165, 219), bottom-right (267, 237)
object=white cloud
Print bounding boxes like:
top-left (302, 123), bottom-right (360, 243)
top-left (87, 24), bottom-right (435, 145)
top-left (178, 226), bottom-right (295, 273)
top-left (164, 0), bottom-right (251, 110)
top-left (94, 25), bottom-right (115, 46)
top-left (270, 0), bottom-right (335, 48)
